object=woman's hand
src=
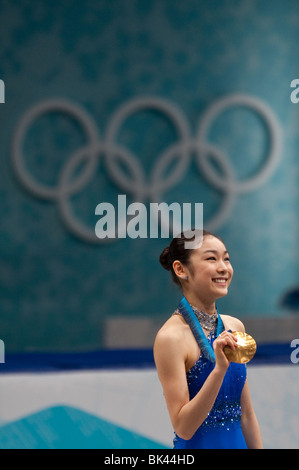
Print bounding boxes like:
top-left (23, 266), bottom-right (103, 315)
top-left (213, 330), bottom-right (238, 371)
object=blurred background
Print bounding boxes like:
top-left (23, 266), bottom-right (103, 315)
top-left (0, 0), bottom-right (298, 449)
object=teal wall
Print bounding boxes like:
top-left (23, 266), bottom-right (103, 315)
top-left (0, 0), bottom-right (298, 351)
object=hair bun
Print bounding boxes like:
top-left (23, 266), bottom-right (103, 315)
top-left (159, 246), bottom-right (173, 271)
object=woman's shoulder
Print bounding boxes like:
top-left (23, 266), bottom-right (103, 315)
top-left (155, 314), bottom-right (185, 342)
top-left (221, 314), bottom-right (246, 332)
top-left (154, 314), bottom-right (188, 354)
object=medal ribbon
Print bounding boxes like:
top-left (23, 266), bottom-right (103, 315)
top-left (178, 295), bottom-right (224, 363)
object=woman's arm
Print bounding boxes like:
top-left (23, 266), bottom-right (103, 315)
top-left (154, 328), bottom-right (236, 440)
top-left (240, 379), bottom-right (263, 449)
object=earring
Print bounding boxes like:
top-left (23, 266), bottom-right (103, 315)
top-left (182, 275), bottom-right (188, 280)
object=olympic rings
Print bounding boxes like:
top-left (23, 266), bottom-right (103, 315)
top-left (12, 99), bottom-right (100, 201)
top-left (105, 96), bottom-right (191, 201)
top-left (196, 94), bottom-right (282, 193)
top-left (11, 94), bottom-right (282, 243)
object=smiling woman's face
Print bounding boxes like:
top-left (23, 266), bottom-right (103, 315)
top-left (186, 235), bottom-right (233, 303)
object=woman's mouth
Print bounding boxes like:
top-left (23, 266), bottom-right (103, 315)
top-left (212, 278), bottom-right (228, 287)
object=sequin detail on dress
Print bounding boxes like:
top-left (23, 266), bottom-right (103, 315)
top-left (173, 330), bottom-right (247, 449)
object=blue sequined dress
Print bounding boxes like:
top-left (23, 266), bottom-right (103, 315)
top-left (173, 330), bottom-right (247, 449)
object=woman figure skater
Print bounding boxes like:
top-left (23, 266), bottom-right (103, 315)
top-left (154, 230), bottom-right (262, 449)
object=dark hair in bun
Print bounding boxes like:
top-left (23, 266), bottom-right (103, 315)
top-left (159, 229), bottom-right (221, 286)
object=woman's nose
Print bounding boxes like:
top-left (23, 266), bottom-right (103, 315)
top-left (216, 260), bottom-right (227, 272)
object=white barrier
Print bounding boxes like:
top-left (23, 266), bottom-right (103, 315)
top-left (0, 363), bottom-right (297, 448)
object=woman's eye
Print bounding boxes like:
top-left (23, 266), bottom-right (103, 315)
top-left (207, 257), bottom-right (216, 261)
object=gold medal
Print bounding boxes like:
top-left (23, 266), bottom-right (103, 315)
top-left (224, 331), bottom-right (257, 364)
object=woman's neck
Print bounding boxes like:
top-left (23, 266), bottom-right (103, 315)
top-left (183, 292), bottom-right (216, 315)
